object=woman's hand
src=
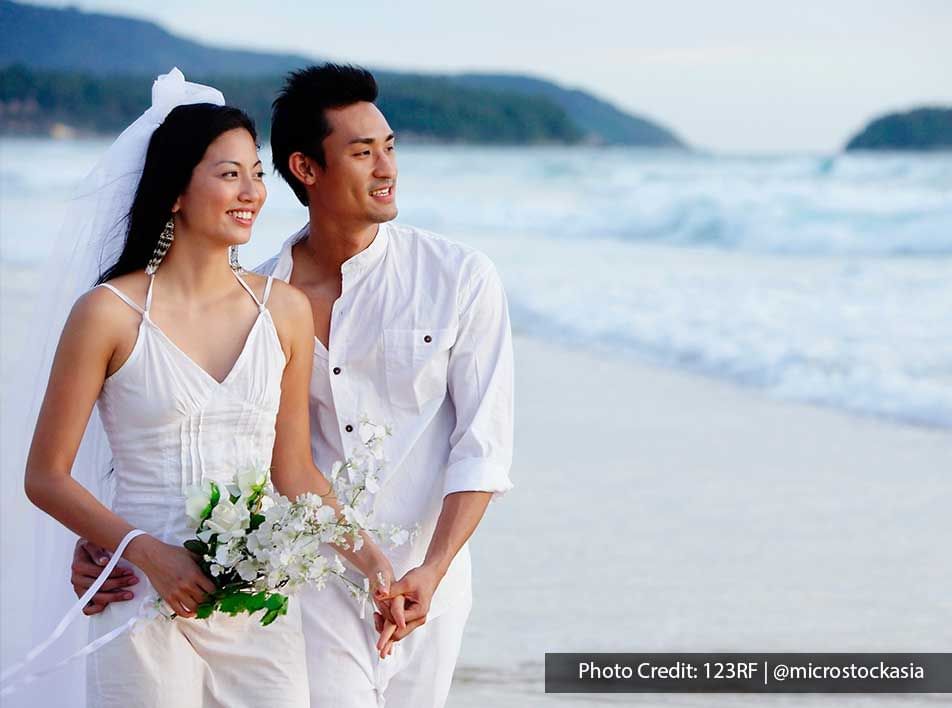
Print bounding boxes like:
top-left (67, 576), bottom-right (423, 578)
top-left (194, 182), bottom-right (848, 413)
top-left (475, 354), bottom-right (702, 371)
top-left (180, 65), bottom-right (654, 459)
top-left (366, 554), bottom-right (407, 640)
top-left (127, 535), bottom-right (216, 618)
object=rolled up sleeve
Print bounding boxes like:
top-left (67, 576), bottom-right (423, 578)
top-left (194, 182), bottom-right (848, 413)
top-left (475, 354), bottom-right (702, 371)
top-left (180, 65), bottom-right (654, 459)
top-left (443, 254), bottom-right (514, 500)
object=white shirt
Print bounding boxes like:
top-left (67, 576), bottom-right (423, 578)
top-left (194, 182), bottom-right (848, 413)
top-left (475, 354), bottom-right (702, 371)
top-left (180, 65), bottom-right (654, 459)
top-left (255, 221), bottom-right (514, 617)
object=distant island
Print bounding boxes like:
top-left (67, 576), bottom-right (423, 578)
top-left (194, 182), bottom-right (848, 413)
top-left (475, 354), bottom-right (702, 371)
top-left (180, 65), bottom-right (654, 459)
top-left (0, 0), bottom-right (684, 147)
top-left (845, 107), bottom-right (952, 151)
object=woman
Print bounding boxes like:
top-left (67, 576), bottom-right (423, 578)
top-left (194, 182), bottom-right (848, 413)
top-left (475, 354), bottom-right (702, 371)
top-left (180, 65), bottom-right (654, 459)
top-left (17, 74), bottom-right (394, 706)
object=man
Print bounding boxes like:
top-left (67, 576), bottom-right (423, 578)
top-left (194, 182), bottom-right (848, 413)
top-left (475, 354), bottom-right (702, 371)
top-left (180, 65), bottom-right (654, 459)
top-left (72, 63), bottom-right (514, 707)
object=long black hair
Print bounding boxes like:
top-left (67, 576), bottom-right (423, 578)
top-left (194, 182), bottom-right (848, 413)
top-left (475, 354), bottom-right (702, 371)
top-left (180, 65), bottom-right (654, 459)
top-left (97, 103), bottom-right (257, 284)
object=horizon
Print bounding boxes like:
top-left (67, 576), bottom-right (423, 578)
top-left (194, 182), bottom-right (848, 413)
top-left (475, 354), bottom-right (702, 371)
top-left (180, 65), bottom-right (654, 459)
top-left (12, 0), bottom-right (952, 152)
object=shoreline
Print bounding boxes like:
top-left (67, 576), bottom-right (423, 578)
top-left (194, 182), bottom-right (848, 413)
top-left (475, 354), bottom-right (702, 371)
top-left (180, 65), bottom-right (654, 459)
top-left (450, 334), bottom-right (951, 707)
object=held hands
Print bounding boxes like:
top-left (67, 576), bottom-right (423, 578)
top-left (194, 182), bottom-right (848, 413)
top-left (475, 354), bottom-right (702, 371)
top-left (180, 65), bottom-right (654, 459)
top-left (71, 535), bottom-right (214, 618)
top-left (373, 564), bottom-right (442, 658)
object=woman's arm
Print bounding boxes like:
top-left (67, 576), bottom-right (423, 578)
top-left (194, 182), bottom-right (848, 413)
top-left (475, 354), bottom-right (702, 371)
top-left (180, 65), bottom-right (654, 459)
top-left (24, 289), bottom-right (215, 617)
top-left (267, 283), bottom-right (399, 605)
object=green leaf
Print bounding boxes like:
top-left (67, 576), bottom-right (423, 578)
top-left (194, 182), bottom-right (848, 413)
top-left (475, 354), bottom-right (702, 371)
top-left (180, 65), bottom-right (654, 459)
top-left (249, 513), bottom-right (266, 531)
top-left (198, 482), bottom-right (221, 523)
top-left (264, 593), bottom-right (287, 611)
top-left (260, 609), bottom-right (280, 626)
top-left (183, 539), bottom-right (208, 556)
top-left (218, 592), bottom-right (250, 615)
top-left (195, 602), bottom-right (215, 619)
top-left (245, 592), bottom-right (267, 613)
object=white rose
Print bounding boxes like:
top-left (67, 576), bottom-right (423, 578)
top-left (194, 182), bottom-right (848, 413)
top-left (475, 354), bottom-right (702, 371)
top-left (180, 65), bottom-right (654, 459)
top-left (204, 497), bottom-right (250, 540)
top-left (184, 480), bottom-right (218, 528)
top-left (236, 467), bottom-right (268, 496)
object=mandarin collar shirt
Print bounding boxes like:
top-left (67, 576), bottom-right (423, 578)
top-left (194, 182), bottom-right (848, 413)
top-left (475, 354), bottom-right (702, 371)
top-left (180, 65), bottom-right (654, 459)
top-left (255, 221), bottom-right (513, 617)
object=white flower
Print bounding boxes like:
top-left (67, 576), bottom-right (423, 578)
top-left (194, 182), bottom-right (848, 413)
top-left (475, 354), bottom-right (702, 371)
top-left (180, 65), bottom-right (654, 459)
top-left (235, 559), bottom-right (259, 581)
top-left (178, 420), bottom-right (415, 624)
top-left (358, 420), bottom-right (386, 446)
top-left (342, 505), bottom-right (367, 529)
top-left (236, 467), bottom-right (268, 496)
top-left (364, 472), bottom-right (380, 494)
top-left (184, 480), bottom-right (217, 528)
top-left (204, 497), bottom-right (250, 541)
top-left (389, 527), bottom-right (410, 546)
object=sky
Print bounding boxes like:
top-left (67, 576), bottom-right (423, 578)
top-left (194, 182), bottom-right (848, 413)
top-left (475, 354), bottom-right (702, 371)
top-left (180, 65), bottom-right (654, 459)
top-left (27, 0), bottom-right (952, 152)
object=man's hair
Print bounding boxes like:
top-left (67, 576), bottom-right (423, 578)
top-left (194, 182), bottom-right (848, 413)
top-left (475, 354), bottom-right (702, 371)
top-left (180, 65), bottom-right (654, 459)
top-left (271, 63), bottom-right (379, 206)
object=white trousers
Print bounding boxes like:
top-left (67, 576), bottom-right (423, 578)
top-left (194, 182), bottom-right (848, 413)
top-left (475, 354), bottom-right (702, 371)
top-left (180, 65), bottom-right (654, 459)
top-left (87, 589), bottom-right (309, 708)
top-left (300, 581), bottom-right (472, 708)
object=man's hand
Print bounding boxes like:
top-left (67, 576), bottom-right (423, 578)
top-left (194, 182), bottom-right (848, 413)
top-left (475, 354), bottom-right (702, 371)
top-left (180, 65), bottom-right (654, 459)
top-left (71, 538), bottom-right (138, 615)
top-left (374, 564), bottom-right (442, 657)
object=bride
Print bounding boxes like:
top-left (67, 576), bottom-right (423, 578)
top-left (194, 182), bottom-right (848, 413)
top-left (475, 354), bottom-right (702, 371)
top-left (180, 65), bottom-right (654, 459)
top-left (15, 71), bottom-right (395, 706)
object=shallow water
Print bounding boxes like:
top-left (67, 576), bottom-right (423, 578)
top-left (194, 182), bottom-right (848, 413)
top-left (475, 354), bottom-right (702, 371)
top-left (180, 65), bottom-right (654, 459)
top-left (3, 139), bottom-right (951, 427)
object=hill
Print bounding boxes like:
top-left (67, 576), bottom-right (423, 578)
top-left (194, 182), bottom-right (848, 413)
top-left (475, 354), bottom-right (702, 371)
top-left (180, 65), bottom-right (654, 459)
top-left (845, 107), bottom-right (952, 151)
top-left (0, 0), bottom-right (684, 146)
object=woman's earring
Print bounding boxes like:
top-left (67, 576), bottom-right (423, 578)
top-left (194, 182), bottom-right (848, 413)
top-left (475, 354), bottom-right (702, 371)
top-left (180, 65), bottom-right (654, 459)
top-left (228, 245), bottom-right (243, 273)
top-left (145, 218), bottom-right (174, 275)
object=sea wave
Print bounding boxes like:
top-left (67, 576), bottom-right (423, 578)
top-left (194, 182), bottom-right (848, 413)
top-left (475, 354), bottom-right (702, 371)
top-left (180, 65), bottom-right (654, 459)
top-left (403, 149), bottom-right (952, 256)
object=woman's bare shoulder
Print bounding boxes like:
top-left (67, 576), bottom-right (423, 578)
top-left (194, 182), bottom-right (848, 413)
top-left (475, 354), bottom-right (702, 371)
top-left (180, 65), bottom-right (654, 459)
top-left (262, 279), bottom-right (313, 347)
top-left (73, 272), bottom-right (148, 330)
top-left (264, 278), bottom-right (311, 317)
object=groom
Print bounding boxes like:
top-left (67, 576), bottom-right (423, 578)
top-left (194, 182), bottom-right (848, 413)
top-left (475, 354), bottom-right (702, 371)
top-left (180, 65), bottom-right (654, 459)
top-left (72, 62), bottom-right (514, 707)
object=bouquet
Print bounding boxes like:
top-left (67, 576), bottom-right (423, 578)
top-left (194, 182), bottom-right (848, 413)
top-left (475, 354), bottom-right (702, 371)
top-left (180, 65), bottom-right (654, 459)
top-left (179, 418), bottom-right (416, 625)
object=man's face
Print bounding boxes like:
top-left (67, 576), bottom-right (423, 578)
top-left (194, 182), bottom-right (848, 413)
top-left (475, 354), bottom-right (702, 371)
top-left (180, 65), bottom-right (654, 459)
top-left (312, 101), bottom-right (397, 226)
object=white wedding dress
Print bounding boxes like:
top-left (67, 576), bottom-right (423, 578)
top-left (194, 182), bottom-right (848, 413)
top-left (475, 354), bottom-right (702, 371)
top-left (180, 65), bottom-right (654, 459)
top-left (85, 270), bottom-right (309, 707)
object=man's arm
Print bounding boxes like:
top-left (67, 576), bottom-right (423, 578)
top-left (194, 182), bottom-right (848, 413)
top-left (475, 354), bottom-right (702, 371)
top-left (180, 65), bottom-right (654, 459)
top-left (70, 538), bottom-right (139, 614)
top-left (378, 253), bottom-right (514, 653)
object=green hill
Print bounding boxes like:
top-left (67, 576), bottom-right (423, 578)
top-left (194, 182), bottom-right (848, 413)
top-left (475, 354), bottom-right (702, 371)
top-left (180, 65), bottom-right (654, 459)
top-left (0, 0), bottom-right (684, 146)
top-left (447, 74), bottom-right (682, 147)
top-left (845, 107), bottom-right (952, 151)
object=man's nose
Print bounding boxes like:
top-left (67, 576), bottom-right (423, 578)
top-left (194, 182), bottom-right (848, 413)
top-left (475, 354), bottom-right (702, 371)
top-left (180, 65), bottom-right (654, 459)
top-left (374, 150), bottom-right (396, 178)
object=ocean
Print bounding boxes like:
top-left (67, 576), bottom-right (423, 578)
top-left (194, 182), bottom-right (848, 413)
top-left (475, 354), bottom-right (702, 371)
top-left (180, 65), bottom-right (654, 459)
top-left (3, 139), bottom-right (950, 428)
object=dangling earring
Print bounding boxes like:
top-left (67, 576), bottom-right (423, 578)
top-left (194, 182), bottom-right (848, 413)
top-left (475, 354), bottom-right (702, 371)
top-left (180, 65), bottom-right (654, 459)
top-left (228, 245), bottom-right (243, 273)
top-left (145, 218), bottom-right (174, 275)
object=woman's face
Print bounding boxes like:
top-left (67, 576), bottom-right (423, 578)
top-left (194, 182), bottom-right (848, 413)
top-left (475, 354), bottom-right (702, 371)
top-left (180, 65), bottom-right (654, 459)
top-left (173, 128), bottom-right (266, 247)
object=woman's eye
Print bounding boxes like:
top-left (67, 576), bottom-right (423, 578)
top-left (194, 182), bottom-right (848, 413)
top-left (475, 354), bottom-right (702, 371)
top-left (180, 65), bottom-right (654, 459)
top-left (255, 171), bottom-right (266, 179)
top-left (223, 171), bottom-right (238, 178)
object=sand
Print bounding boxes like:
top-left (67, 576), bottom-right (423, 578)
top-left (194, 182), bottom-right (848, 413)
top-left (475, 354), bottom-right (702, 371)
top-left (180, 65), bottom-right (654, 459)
top-left (449, 335), bottom-right (951, 707)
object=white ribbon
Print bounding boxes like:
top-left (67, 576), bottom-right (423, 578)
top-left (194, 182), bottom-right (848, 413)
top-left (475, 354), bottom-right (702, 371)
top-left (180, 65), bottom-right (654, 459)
top-left (0, 528), bottom-right (148, 695)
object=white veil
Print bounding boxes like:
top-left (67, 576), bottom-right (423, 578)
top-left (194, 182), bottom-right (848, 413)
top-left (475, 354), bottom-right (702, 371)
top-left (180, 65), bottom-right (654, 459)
top-left (0, 69), bottom-right (225, 706)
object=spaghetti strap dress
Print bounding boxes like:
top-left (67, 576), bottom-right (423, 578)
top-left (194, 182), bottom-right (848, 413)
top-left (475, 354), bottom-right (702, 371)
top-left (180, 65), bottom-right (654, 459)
top-left (86, 270), bottom-right (309, 707)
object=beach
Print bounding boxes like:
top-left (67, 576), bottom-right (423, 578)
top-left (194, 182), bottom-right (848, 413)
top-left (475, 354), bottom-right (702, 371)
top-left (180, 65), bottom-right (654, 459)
top-left (2, 140), bottom-right (950, 706)
top-left (449, 335), bottom-right (951, 707)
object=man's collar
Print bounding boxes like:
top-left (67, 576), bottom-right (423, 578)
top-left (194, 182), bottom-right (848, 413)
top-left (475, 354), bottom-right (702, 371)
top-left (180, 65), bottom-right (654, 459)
top-left (272, 222), bottom-right (391, 283)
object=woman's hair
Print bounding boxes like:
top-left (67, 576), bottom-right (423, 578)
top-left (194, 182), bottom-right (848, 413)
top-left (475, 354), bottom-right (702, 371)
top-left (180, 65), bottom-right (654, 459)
top-left (96, 103), bottom-right (257, 284)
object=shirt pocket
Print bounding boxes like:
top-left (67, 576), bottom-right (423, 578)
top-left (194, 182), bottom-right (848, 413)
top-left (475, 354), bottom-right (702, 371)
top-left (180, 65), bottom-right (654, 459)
top-left (384, 327), bottom-right (456, 411)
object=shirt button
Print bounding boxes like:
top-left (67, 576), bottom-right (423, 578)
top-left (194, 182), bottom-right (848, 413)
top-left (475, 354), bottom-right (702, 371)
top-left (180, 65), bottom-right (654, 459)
top-left (423, 335), bottom-right (432, 343)
top-left (345, 424), bottom-right (354, 433)
top-left (332, 367), bottom-right (341, 375)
